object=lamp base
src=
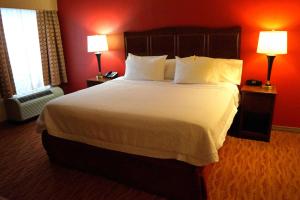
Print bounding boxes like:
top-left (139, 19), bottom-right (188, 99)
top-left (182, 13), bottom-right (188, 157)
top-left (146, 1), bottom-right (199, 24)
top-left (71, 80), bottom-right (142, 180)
top-left (262, 84), bottom-right (273, 89)
top-left (96, 72), bottom-right (103, 80)
top-left (262, 81), bottom-right (273, 89)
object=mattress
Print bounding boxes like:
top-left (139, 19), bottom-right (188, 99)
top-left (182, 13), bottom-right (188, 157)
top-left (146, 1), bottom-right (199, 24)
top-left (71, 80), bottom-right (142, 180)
top-left (37, 77), bottom-right (239, 166)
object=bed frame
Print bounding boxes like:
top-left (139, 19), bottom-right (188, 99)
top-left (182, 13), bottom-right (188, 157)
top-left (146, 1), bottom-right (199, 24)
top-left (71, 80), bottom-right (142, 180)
top-left (42, 26), bottom-right (241, 200)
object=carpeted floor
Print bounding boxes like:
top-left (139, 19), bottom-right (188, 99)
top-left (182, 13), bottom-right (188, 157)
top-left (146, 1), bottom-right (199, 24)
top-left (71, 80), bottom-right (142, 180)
top-left (0, 120), bottom-right (299, 200)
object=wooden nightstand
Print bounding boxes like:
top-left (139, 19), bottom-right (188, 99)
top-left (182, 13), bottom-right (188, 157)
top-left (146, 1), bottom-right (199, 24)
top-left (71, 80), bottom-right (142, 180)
top-left (86, 77), bottom-right (111, 87)
top-left (239, 85), bottom-right (277, 142)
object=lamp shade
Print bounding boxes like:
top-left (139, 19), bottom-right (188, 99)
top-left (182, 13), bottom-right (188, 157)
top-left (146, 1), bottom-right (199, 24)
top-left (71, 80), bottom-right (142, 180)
top-left (257, 31), bottom-right (287, 56)
top-left (87, 35), bottom-right (108, 53)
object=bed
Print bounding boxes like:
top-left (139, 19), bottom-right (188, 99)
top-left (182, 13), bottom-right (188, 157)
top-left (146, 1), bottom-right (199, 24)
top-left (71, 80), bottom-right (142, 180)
top-left (38, 26), bottom-right (241, 200)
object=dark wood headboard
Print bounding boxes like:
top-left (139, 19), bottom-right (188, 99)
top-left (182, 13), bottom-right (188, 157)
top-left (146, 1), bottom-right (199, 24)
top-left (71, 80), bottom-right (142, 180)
top-left (124, 26), bottom-right (241, 59)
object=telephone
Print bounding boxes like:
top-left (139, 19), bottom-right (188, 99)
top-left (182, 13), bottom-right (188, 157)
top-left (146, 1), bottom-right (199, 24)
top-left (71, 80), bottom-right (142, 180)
top-left (246, 79), bottom-right (262, 86)
top-left (104, 71), bottom-right (118, 79)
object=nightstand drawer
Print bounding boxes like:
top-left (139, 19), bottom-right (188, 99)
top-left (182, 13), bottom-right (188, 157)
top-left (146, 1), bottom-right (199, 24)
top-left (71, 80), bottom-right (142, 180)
top-left (242, 93), bottom-right (274, 113)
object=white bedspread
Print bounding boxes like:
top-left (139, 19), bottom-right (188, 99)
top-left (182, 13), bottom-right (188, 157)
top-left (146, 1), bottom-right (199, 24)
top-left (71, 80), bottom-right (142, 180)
top-left (37, 78), bottom-right (239, 166)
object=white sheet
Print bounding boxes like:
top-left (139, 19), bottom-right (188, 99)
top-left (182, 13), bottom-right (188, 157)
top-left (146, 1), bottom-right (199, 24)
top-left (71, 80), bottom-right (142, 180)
top-left (37, 77), bottom-right (239, 166)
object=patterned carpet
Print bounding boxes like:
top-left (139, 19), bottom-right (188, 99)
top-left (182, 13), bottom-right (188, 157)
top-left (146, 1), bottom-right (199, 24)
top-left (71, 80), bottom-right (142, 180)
top-left (0, 120), bottom-right (299, 200)
top-left (205, 130), bottom-right (300, 200)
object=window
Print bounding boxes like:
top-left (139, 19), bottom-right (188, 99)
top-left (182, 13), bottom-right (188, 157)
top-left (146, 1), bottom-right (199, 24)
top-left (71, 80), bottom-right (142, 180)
top-left (1, 8), bottom-right (46, 96)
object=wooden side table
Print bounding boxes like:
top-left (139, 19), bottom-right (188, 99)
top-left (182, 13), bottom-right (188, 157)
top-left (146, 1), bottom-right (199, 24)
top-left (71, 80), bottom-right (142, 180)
top-left (239, 85), bottom-right (277, 141)
top-left (86, 77), bottom-right (111, 87)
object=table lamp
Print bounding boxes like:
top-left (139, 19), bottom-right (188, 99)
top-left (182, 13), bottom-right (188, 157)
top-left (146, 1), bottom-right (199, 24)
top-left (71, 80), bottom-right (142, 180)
top-left (257, 31), bottom-right (287, 89)
top-left (87, 35), bottom-right (108, 79)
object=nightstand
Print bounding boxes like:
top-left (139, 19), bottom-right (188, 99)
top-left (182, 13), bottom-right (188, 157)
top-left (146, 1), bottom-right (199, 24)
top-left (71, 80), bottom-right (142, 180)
top-left (239, 85), bottom-right (277, 142)
top-left (86, 77), bottom-right (111, 87)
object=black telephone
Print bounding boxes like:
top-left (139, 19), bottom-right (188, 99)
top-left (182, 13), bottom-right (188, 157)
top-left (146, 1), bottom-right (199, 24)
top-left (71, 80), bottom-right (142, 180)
top-left (104, 71), bottom-right (118, 79)
top-left (246, 79), bottom-right (262, 86)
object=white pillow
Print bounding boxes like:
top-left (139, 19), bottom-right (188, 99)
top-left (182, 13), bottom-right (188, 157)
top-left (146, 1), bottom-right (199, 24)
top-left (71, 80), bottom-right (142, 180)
top-left (213, 58), bottom-right (243, 85)
top-left (195, 56), bottom-right (243, 85)
top-left (174, 56), bottom-right (216, 84)
top-left (125, 53), bottom-right (167, 81)
top-left (164, 56), bottom-right (194, 80)
top-left (164, 59), bottom-right (176, 80)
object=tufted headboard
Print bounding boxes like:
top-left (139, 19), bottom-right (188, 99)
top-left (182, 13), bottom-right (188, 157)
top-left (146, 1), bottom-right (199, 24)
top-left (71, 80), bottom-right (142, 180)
top-left (124, 26), bottom-right (241, 59)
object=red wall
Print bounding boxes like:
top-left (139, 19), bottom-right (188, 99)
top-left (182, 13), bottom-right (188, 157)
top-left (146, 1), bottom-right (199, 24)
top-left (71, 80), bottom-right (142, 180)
top-left (58, 0), bottom-right (300, 128)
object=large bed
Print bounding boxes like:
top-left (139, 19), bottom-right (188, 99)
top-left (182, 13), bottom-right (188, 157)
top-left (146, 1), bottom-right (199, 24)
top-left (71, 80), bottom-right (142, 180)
top-left (38, 27), bottom-right (241, 200)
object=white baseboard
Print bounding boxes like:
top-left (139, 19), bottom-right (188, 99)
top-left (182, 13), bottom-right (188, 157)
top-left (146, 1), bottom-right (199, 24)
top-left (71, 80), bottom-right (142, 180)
top-left (272, 125), bottom-right (300, 133)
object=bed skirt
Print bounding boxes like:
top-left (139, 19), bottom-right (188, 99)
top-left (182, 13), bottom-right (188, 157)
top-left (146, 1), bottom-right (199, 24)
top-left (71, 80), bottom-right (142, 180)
top-left (42, 131), bottom-right (207, 200)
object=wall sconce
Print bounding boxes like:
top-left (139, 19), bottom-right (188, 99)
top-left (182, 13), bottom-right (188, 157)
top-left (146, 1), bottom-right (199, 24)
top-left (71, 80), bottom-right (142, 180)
top-left (257, 31), bottom-right (287, 88)
top-left (87, 35), bottom-right (108, 79)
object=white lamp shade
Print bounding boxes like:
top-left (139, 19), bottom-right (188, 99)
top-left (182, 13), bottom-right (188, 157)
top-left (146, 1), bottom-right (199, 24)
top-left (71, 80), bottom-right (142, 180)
top-left (87, 35), bottom-right (108, 53)
top-left (257, 31), bottom-right (287, 55)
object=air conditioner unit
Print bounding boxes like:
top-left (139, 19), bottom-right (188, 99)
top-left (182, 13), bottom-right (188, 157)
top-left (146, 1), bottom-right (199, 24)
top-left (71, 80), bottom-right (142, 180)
top-left (5, 87), bottom-right (64, 121)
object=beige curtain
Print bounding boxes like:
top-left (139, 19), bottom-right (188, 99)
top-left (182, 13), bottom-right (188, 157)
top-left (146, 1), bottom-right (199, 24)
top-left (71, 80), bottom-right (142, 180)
top-left (0, 12), bottom-right (16, 98)
top-left (36, 10), bottom-right (67, 86)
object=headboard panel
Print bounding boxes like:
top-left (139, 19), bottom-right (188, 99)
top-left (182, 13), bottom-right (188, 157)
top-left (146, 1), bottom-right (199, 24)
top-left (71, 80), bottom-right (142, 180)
top-left (124, 27), bottom-right (241, 59)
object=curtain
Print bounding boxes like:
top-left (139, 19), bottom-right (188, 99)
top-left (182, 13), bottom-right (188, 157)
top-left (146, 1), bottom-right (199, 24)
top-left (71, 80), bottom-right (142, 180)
top-left (0, 12), bottom-right (15, 98)
top-left (1, 8), bottom-right (45, 96)
top-left (36, 10), bottom-right (67, 86)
